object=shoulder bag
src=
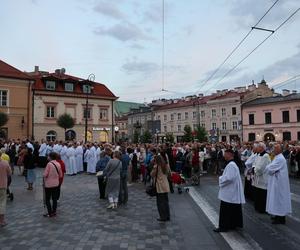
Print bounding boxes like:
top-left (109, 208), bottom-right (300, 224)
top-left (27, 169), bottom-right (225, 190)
top-left (146, 165), bottom-right (159, 197)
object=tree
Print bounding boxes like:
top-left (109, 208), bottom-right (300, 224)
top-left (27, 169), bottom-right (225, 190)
top-left (194, 125), bottom-right (207, 142)
top-left (57, 113), bottom-right (75, 140)
top-left (165, 132), bottom-right (174, 143)
top-left (140, 130), bottom-right (152, 143)
top-left (183, 124), bottom-right (193, 142)
top-left (133, 129), bottom-right (140, 143)
top-left (0, 112), bottom-right (8, 127)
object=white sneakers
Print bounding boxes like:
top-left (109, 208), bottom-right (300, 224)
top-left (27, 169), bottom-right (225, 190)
top-left (107, 203), bottom-right (118, 209)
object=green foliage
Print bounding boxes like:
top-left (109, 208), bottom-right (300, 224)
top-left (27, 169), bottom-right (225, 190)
top-left (183, 124), bottom-right (193, 142)
top-left (133, 129), bottom-right (140, 143)
top-left (140, 130), bottom-right (152, 143)
top-left (0, 112), bottom-right (8, 127)
top-left (165, 132), bottom-right (174, 143)
top-left (57, 113), bottom-right (75, 132)
top-left (195, 125), bottom-right (207, 142)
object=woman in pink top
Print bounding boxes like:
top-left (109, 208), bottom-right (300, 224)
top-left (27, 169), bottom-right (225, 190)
top-left (43, 152), bottom-right (62, 217)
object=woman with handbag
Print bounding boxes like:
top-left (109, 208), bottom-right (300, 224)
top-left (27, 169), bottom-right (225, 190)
top-left (151, 155), bottom-right (171, 222)
top-left (104, 151), bottom-right (122, 209)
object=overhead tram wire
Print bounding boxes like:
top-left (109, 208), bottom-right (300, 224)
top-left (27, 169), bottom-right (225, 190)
top-left (201, 0), bottom-right (280, 89)
top-left (210, 7), bottom-right (300, 91)
top-left (161, 0), bottom-right (165, 92)
top-left (271, 74), bottom-right (300, 89)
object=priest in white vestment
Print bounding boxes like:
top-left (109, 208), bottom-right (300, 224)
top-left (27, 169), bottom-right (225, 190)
top-left (75, 142), bottom-right (84, 173)
top-left (66, 144), bottom-right (77, 175)
top-left (214, 149), bottom-right (245, 233)
top-left (265, 144), bottom-right (292, 224)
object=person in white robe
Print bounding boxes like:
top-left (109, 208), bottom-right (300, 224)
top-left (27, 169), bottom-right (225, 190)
top-left (38, 140), bottom-right (48, 168)
top-left (53, 141), bottom-right (62, 154)
top-left (60, 143), bottom-right (68, 172)
top-left (96, 145), bottom-right (101, 162)
top-left (244, 143), bottom-right (258, 201)
top-left (66, 144), bottom-right (77, 175)
top-left (252, 142), bottom-right (271, 213)
top-left (214, 149), bottom-right (245, 233)
top-left (87, 144), bottom-right (97, 174)
top-left (75, 142), bottom-right (84, 173)
top-left (265, 144), bottom-right (292, 224)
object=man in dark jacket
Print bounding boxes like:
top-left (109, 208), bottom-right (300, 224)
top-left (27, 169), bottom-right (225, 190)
top-left (119, 147), bottom-right (130, 205)
top-left (96, 149), bottom-right (111, 199)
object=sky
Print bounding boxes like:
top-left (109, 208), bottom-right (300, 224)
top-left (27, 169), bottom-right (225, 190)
top-left (1, 0), bottom-right (300, 102)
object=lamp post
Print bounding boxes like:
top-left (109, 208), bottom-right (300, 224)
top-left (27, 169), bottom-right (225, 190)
top-left (84, 74), bottom-right (95, 143)
top-left (193, 99), bottom-right (201, 141)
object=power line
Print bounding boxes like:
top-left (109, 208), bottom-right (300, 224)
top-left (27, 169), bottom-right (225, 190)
top-left (161, 0), bottom-right (165, 91)
top-left (211, 7), bottom-right (300, 90)
top-left (271, 74), bottom-right (300, 89)
top-left (201, 0), bottom-right (280, 89)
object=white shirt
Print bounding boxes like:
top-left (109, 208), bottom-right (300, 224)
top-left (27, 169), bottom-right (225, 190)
top-left (218, 161), bottom-right (245, 204)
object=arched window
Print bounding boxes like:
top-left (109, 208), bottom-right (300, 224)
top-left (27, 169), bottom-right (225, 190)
top-left (65, 130), bottom-right (76, 141)
top-left (46, 130), bottom-right (57, 141)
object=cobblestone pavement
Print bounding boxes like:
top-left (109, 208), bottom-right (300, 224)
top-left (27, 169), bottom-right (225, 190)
top-left (1, 169), bottom-right (224, 250)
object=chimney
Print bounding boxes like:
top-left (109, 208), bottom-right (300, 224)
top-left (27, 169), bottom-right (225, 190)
top-left (34, 66), bottom-right (39, 72)
top-left (292, 90), bottom-right (297, 94)
top-left (282, 89), bottom-right (290, 96)
top-left (55, 69), bottom-right (60, 75)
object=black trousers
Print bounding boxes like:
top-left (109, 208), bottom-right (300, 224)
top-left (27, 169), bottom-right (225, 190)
top-left (97, 176), bottom-right (106, 199)
top-left (57, 184), bottom-right (62, 201)
top-left (39, 156), bottom-right (47, 168)
top-left (156, 193), bottom-right (170, 220)
top-left (45, 187), bottom-right (59, 215)
top-left (219, 200), bottom-right (243, 230)
top-left (119, 177), bottom-right (128, 204)
top-left (244, 177), bottom-right (253, 201)
top-left (254, 187), bottom-right (267, 213)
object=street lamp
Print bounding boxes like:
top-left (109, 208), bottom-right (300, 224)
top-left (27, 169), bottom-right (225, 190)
top-left (84, 74), bottom-right (95, 143)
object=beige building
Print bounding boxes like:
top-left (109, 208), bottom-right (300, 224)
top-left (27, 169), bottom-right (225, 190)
top-left (29, 67), bottom-right (117, 142)
top-left (128, 80), bottom-right (274, 143)
top-left (0, 60), bottom-right (33, 140)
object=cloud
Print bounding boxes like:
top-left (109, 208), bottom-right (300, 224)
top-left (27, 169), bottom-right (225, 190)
top-left (229, 0), bottom-right (299, 29)
top-left (130, 43), bottom-right (145, 50)
top-left (93, 1), bottom-right (125, 20)
top-left (94, 23), bottom-right (152, 42)
top-left (122, 60), bottom-right (160, 75)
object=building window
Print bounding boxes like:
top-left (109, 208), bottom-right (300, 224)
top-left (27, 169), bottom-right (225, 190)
top-left (282, 111), bottom-right (290, 123)
top-left (178, 125), bottom-right (182, 132)
top-left (201, 111), bottom-right (205, 118)
top-left (185, 112), bottom-right (188, 120)
top-left (297, 110), bottom-right (300, 122)
top-left (193, 124), bottom-right (197, 130)
top-left (45, 80), bottom-right (56, 90)
top-left (221, 108), bottom-right (226, 116)
top-left (46, 106), bottom-right (55, 118)
top-left (0, 90), bottom-right (8, 106)
top-left (212, 123), bottom-right (216, 130)
top-left (171, 114), bottom-right (174, 121)
top-left (164, 125), bottom-right (167, 132)
top-left (249, 114), bottom-right (255, 125)
top-left (99, 108), bottom-right (108, 120)
top-left (65, 130), bottom-right (76, 140)
top-left (193, 111), bottom-right (196, 120)
top-left (46, 130), bottom-right (57, 141)
top-left (157, 115), bottom-right (160, 120)
top-left (222, 122), bottom-right (226, 130)
top-left (201, 123), bottom-right (205, 128)
top-left (178, 113), bottom-right (181, 120)
top-left (248, 133), bottom-right (256, 142)
top-left (232, 121), bottom-right (238, 130)
top-left (283, 131), bottom-right (291, 141)
top-left (211, 109), bottom-right (216, 117)
top-left (164, 114), bottom-right (167, 121)
top-left (83, 85), bottom-right (92, 94)
top-left (265, 112), bottom-right (272, 124)
top-left (232, 107), bottom-right (237, 115)
top-left (83, 107), bottom-right (91, 119)
top-left (171, 125), bottom-right (174, 132)
top-left (298, 131), bottom-right (300, 141)
top-left (65, 82), bottom-right (74, 92)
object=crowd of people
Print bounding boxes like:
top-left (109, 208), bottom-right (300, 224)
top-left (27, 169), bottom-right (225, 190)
top-left (0, 138), bottom-right (297, 229)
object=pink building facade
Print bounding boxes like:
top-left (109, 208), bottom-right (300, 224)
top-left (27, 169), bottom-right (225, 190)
top-left (242, 93), bottom-right (300, 142)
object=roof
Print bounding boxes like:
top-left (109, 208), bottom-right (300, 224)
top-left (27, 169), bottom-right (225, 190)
top-left (208, 91), bottom-right (245, 101)
top-left (242, 93), bottom-right (300, 107)
top-left (0, 60), bottom-right (31, 80)
top-left (30, 71), bottom-right (117, 99)
top-left (114, 101), bottom-right (145, 116)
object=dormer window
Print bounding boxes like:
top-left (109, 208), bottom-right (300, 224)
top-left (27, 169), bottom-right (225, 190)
top-left (45, 80), bottom-right (56, 90)
top-left (83, 85), bottom-right (92, 94)
top-left (65, 82), bottom-right (74, 92)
